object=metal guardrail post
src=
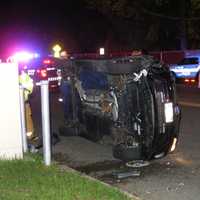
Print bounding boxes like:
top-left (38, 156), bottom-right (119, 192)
top-left (19, 86), bottom-right (28, 153)
top-left (40, 80), bottom-right (51, 166)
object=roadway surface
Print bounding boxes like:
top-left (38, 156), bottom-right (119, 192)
top-left (32, 84), bottom-right (200, 200)
top-left (116, 86), bottom-right (200, 200)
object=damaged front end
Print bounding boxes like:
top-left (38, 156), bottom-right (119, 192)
top-left (59, 55), bottom-right (181, 162)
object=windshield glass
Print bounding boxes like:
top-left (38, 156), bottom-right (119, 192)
top-left (79, 69), bottom-right (109, 90)
top-left (178, 57), bottom-right (199, 65)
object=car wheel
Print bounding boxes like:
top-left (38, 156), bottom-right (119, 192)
top-left (113, 143), bottom-right (142, 162)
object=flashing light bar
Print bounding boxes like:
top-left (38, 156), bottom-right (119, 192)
top-left (9, 51), bottom-right (40, 63)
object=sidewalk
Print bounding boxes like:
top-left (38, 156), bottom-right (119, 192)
top-left (52, 136), bottom-right (119, 168)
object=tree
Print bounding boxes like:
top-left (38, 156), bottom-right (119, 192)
top-left (83, 0), bottom-right (200, 50)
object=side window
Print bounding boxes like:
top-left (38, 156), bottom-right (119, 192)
top-left (178, 57), bottom-right (199, 65)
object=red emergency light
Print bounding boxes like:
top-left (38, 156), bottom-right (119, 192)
top-left (40, 69), bottom-right (47, 78)
top-left (43, 59), bottom-right (51, 64)
top-left (37, 69), bottom-right (47, 78)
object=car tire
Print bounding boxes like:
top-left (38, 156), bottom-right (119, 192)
top-left (113, 143), bottom-right (142, 162)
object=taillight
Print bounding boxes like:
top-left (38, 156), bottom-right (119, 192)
top-left (43, 59), bottom-right (51, 64)
top-left (40, 69), bottom-right (47, 78)
top-left (184, 79), bottom-right (189, 83)
top-left (36, 68), bottom-right (48, 80)
top-left (184, 78), bottom-right (196, 83)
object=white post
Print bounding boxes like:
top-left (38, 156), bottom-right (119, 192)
top-left (40, 80), bottom-right (51, 166)
top-left (160, 51), bottom-right (163, 63)
top-left (19, 86), bottom-right (28, 153)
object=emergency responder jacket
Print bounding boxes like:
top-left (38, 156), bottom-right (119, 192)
top-left (19, 71), bottom-right (33, 101)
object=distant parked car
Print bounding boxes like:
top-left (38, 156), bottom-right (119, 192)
top-left (59, 55), bottom-right (181, 162)
top-left (170, 56), bottom-right (200, 84)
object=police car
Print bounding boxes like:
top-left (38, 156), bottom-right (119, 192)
top-left (170, 55), bottom-right (200, 84)
top-left (22, 57), bottom-right (63, 90)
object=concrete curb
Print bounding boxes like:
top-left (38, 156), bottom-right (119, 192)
top-left (58, 164), bottom-right (142, 200)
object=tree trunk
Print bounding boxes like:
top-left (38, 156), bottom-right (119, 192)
top-left (179, 0), bottom-right (187, 50)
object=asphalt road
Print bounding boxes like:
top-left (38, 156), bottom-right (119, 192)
top-left (115, 84), bottom-right (200, 200)
top-left (32, 84), bottom-right (200, 200)
top-left (116, 105), bottom-right (200, 200)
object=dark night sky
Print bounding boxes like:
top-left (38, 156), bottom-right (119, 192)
top-left (0, 0), bottom-right (107, 57)
top-left (0, 1), bottom-right (196, 57)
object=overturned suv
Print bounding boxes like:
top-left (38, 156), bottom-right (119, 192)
top-left (59, 55), bottom-right (181, 162)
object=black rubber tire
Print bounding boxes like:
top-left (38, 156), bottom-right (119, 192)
top-left (113, 143), bottom-right (142, 162)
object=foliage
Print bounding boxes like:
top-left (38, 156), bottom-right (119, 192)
top-left (0, 154), bottom-right (131, 200)
top-left (83, 0), bottom-right (200, 50)
top-left (83, 0), bottom-right (141, 18)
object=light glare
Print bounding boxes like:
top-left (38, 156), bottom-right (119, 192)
top-left (99, 48), bottom-right (105, 55)
top-left (13, 52), bottom-right (34, 62)
top-left (164, 102), bottom-right (173, 123)
top-left (170, 138), bottom-right (177, 152)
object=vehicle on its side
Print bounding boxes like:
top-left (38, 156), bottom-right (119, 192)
top-left (170, 55), bottom-right (200, 84)
top-left (59, 55), bottom-right (181, 162)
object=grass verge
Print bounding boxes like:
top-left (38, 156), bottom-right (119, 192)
top-left (0, 154), bottom-right (132, 200)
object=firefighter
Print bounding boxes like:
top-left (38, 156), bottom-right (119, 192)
top-left (19, 69), bottom-right (35, 140)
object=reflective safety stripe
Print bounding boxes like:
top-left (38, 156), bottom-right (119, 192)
top-left (171, 65), bottom-right (200, 73)
top-left (19, 72), bottom-right (34, 101)
top-left (48, 77), bottom-right (61, 81)
top-left (27, 69), bottom-right (35, 76)
top-left (46, 67), bottom-right (56, 71)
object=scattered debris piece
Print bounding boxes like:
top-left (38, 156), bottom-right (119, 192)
top-left (126, 160), bottom-right (150, 168)
top-left (112, 170), bottom-right (141, 179)
top-left (178, 182), bottom-right (184, 186)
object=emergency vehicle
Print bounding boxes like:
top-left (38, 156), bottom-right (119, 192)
top-left (20, 57), bottom-right (63, 90)
top-left (170, 54), bottom-right (200, 84)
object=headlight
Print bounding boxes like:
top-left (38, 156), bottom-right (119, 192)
top-left (27, 131), bottom-right (33, 138)
top-left (164, 102), bottom-right (173, 123)
top-left (170, 138), bottom-right (177, 152)
top-left (58, 97), bottom-right (63, 102)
